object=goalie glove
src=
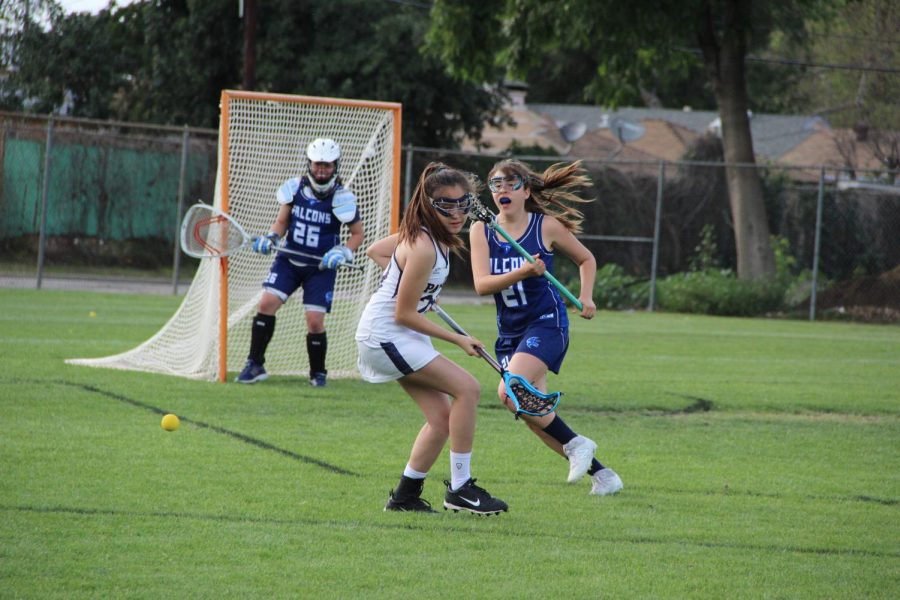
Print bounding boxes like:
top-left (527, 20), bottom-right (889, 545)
top-left (320, 244), bottom-right (354, 270)
top-left (252, 232), bottom-right (280, 255)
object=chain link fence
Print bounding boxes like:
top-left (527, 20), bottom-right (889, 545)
top-left (2, 111), bottom-right (898, 321)
top-left (1, 111), bottom-right (217, 294)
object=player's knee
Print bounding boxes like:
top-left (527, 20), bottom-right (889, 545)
top-left (457, 374), bottom-right (480, 405)
top-left (259, 295), bottom-right (282, 314)
top-left (496, 384), bottom-right (517, 413)
top-left (428, 410), bottom-right (451, 437)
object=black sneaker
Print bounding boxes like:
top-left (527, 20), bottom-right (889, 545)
top-left (384, 491), bottom-right (437, 513)
top-left (443, 478), bottom-right (508, 516)
top-left (384, 476), bottom-right (436, 513)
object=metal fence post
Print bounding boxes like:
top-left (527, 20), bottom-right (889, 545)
top-left (172, 125), bottom-right (189, 295)
top-left (648, 160), bottom-right (664, 311)
top-left (36, 116), bottom-right (54, 290)
top-left (809, 166), bottom-right (825, 321)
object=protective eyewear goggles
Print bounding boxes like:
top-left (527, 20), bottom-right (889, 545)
top-left (430, 193), bottom-right (474, 217)
top-left (488, 174), bottom-right (524, 193)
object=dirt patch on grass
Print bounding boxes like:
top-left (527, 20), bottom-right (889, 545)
top-left (811, 265), bottom-right (900, 323)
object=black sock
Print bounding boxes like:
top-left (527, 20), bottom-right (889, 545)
top-left (249, 313), bottom-right (276, 364)
top-left (307, 332), bottom-right (327, 374)
top-left (587, 459), bottom-right (605, 475)
top-left (542, 415), bottom-right (577, 445)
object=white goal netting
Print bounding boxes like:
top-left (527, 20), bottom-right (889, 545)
top-left (67, 91), bottom-right (401, 381)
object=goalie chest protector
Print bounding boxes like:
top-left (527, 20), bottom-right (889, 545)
top-left (280, 176), bottom-right (357, 256)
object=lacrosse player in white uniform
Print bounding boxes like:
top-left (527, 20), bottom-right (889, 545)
top-left (236, 138), bottom-right (363, 387)
top-left (356, 163), bottom-right (508, 515)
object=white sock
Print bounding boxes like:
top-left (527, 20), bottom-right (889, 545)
top-left (449, 451), bottom-right (471, 490)
top-left (403, 464), bottom-right (428, 479)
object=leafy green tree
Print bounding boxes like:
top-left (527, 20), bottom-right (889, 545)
top-left (1, 0), bottom-right (505, 147)
top-left (255, 0), bottom-right (506, 147)
top-left (803, 0), bottom-right (900, 172)
top-left (426, 0), bottom-right (836, 279)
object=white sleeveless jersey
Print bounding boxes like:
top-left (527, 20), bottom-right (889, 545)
top-left (355, 230), bottom-right (450, 344)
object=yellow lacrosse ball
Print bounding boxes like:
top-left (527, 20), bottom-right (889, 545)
top-left (161, 414), bottom-right (180, 432)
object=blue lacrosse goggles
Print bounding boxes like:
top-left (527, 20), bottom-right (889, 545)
top-left (488, 174), bottom-right (524, 193)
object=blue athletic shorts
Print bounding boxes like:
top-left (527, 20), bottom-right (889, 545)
top-left (263, 255), bottom-right (338, 311)
top-left (495, 324), bottom-right (569, 374)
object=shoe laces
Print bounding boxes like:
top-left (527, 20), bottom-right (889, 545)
top-left (462, 478), bottom-right (491, 497)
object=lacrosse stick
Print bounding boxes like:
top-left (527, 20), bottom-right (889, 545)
top-left (179, 202), bottom-right (362, 269)
top-left (431, 304), bottom-right (561, 418)
top-left (469, 197), bottom-right (583, 310)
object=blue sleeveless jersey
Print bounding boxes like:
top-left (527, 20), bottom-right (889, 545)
top-left (485, 212), bottom-right (568, 337)
top-left (277, 176), bottom-right (360, 257)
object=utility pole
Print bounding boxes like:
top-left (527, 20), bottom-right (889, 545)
top-left (242, 0), bottom-right (258, 90)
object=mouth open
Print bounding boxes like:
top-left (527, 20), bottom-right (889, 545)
top-left (498, 197), bottom-right (512, 205)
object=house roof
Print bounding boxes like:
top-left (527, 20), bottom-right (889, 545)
top-left (464, 101), bottom-right (848, 167)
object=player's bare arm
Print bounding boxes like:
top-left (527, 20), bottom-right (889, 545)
top-left (366, 233), bottom-right (399, 269)
top-left (544, 217), bottom-right (597, 319)
top-left (346, 219), bottom-right (364, 253)
top-left (271, 204), bottom-right (292, 237)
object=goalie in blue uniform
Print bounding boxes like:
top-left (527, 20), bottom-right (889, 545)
top-left (237, 138), bottom-right (364, 387)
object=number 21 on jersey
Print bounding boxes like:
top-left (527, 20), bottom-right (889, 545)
top-left (501, 281), bottom-right (527, 307)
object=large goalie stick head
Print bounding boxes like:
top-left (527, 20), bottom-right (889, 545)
top-left (430, 304), bottom-right (561, 418)
top-left (179, 202), bottom-right (361, 268)
top-left (179, 202), bottom-right (249, 259)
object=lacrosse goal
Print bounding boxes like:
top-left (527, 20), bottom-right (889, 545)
top-left (68, 90), bottom-right (402, 381)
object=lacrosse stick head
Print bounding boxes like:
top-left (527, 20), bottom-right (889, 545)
top-left (179, 203), bottom-right (249, 259)
top-left (503, 373), bottom-right (561, 417)
top-left (468, 196), bottom-right (497, 225)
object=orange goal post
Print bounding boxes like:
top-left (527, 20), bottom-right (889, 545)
top-left (68, 90), bottom-right (402, 381)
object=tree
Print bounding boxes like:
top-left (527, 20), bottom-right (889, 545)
top-left (803, 0), bottom-right (900, 174)
top-left (255, 0), bottom-right (507, 148)
top-left (427, 0), bottom-right (835, 280)
top-left (1, 0), bottom-right (506, 147)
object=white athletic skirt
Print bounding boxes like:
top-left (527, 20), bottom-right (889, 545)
top-left (356, 331), bottom-right (439, 383)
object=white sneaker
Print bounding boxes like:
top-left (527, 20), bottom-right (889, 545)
top-left (590, 468), bottom-right (623, 496)
top-left (563, 435), bottom-right (597, 483)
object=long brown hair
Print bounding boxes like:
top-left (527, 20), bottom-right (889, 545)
top-left (488, 159), bottom-right (593, 233)
top-left (398, 162), bottom-right (478, 256)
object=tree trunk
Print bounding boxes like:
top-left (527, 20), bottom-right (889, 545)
top-left (697, 1), bottom-right (775, 280)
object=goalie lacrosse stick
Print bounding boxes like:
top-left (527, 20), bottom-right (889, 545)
top-left (469, 197), bottom-right (583, 310)
top-left (431, 304), bottom-right (561, 418)
top-left (179, 202), bottom-right (362, 269)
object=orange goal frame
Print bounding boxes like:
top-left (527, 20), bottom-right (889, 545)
top-left (216, 90), bottom-right (403, 381)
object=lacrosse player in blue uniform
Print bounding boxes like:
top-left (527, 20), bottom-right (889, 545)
top-left (236, 138), bottom-right (363, 387)
top-left (356, 163), bottom-right (508, 515)
top-left (469, 158), bottom-right (623, 496)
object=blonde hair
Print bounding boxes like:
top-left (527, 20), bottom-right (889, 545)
top-left (398, 162), bottom-right (479, 256)
top-left (488, 159), bottom-right (593, 233)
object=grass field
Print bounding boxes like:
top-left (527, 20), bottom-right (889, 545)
top-left (1, 288), bottom-right (898, 599)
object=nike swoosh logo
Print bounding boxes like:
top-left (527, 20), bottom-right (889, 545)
top-left (459, 496), bottom-right (481, 507)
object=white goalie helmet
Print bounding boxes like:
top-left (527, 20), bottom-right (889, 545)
top-left (306, 138), bottom-right (341, 196)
